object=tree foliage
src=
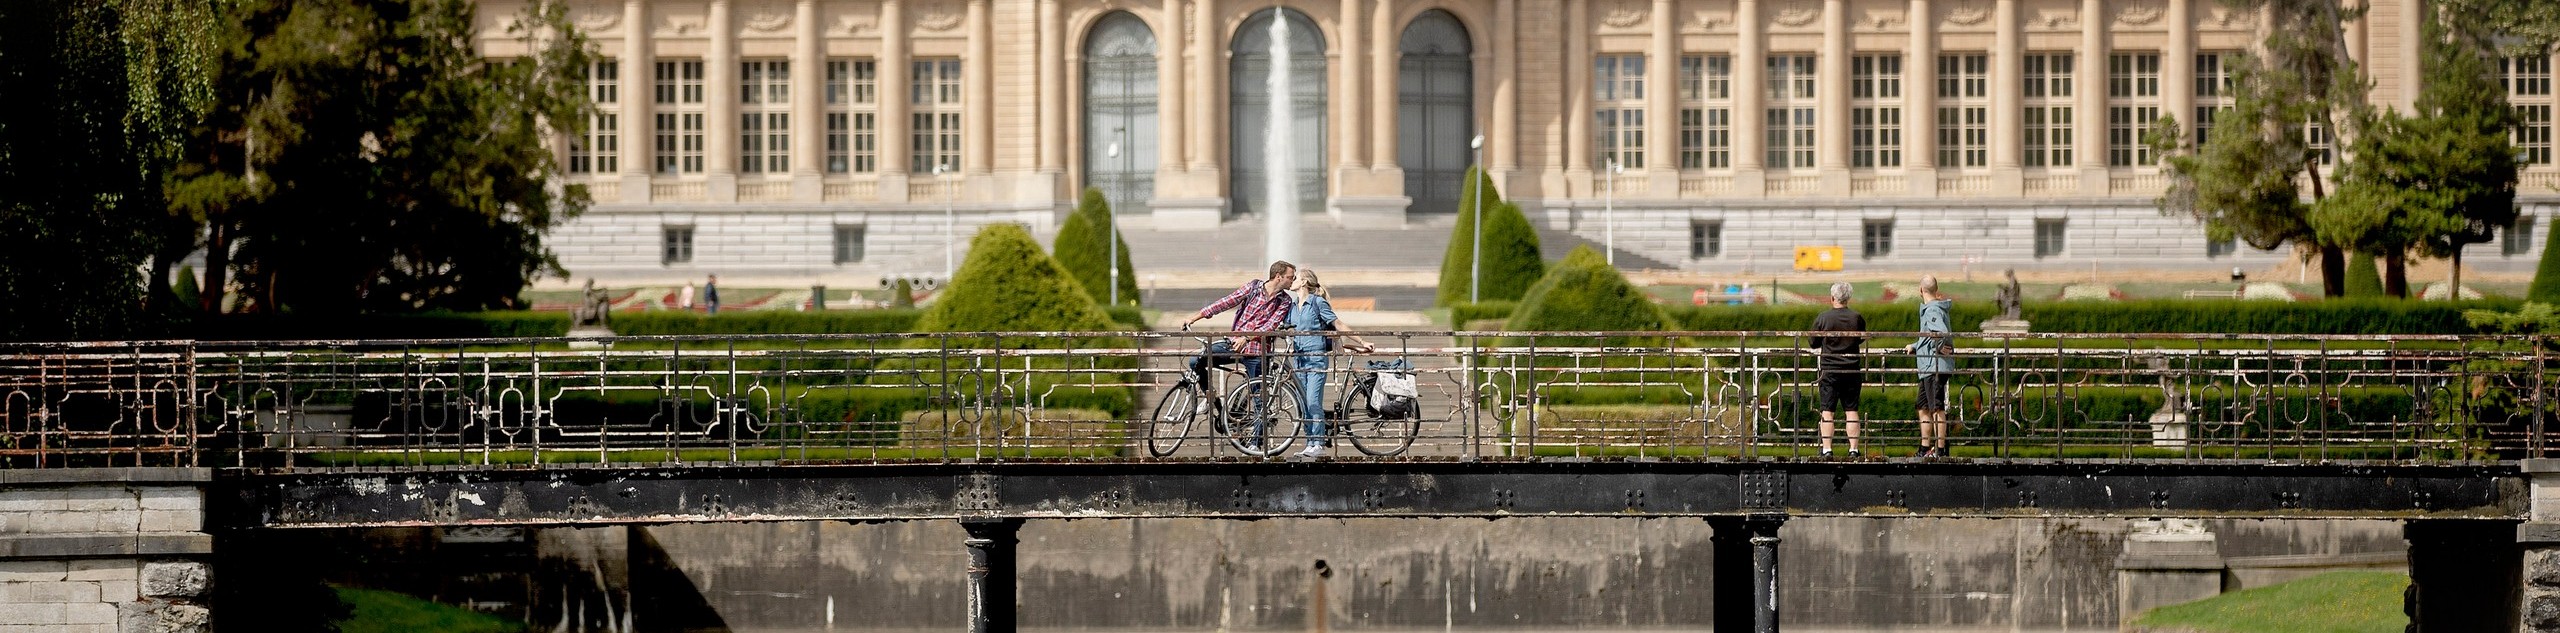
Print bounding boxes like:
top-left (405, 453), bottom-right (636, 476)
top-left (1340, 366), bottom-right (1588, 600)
top-left (2315, 12), bottom-right (2518, 299)
top-left (1436, 166), bottom-right (1546, 306)
top-left (172, 0), bottom-right (597, 315)
top-left (2157, 0), bottom-right (2368, 297)
top-left (1051, 187), bottom-right (1140, 307)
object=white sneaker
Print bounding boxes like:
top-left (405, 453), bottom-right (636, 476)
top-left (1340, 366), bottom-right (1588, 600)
top-left (1297, 444), bottom-right (1330, 458)
top-left (1192, 398), bottom-right (1212, 417)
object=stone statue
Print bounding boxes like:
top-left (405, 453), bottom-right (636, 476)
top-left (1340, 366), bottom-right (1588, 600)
top-left (573, 279), bottom-right (612, 328)
top-left (1994, 268), bottom-right (2023, 321)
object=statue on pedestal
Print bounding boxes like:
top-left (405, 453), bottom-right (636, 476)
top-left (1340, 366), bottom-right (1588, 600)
top-left (572, 279), bottom-right (612, 329)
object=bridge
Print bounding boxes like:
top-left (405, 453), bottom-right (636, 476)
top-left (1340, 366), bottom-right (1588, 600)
top-left (2, 331), bottom-right (2556, 632)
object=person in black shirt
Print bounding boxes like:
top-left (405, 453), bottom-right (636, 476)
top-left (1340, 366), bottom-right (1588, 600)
top-left (1810, 281), bottom-right (1867, 458)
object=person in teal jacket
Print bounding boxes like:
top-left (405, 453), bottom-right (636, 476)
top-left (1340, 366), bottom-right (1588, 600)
top-left (1902, 275), bottom-right (1956, 458)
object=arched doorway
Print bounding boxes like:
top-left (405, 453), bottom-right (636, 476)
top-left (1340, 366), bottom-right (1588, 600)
top-left (1229, 7), bottom-right (1327, 219)
top-left (1083, 12), bottom-right (1157, 215)
top-left (1397, 10), bottom-right (1471, 216)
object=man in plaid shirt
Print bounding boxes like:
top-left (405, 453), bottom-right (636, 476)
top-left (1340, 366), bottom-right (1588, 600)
top-left (1181, 260), bottom-right (1298, 392)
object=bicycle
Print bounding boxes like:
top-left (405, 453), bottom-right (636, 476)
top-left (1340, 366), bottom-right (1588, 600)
top-left (1322, 358), bottom-right (1423, 456)
top-left (1146, 328), bottom-right (1283, 457)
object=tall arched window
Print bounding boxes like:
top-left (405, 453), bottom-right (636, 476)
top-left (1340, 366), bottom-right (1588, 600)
top-left (1083, 12), bottom-right (1159, 214)
top-left (1398, 10), bottom-right (1473, 215)
top-left (1229, 8), bottom-right (1328, 219)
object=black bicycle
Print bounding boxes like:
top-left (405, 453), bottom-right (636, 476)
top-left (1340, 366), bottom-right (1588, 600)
top-left (1320, 358), bottom-right (1423, 456)
top-left (1147, 329), bottom-right (1289, 457)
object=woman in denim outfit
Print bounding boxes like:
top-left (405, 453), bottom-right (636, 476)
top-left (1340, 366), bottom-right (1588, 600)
top-left (1285, 269), bottom-right (1373, 458)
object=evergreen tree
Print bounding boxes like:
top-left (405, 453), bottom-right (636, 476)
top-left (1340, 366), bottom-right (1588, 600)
top-left (1051, 187), bottom-right (1140, 307)
top-left (2315, 13), bottom-right (2518, 299)
top-left (2531, 224), bottom-right (2560, 303)
top-left (1435, 166), bottom-right (1545, 306)
top-left (2344, 253), bottom-right (2385, 298)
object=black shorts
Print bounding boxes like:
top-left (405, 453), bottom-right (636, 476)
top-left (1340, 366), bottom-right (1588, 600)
top-left (1917, 374), bottom-right (1948, 412)
top-left (1817, 371), bottom-right (1863, 413)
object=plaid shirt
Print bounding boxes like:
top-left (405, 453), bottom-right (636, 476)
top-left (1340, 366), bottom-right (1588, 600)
top-left (1197, 279), bottom-right (1295, 355)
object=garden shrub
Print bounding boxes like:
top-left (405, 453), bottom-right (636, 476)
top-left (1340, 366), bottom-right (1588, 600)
top-left (890, 278), bottom-right (916, 308)
top-left (2534, 218), bottom-right (2560, 303)
top-left (2345, 253), bottom-right (2385, 298)
top-left (1449, 300), bottom-right (1517, 329)
top-left (1052, 187), bottom-right (1140, 308)
top-left (1436, 166), bottom-right (1545, 306)
top-left (610, 309), bottom-right (923, 335)
top-left (192, 311), bottom-right (571, 340)
top-left (918, 223), bottom-right (1121, 337)
top-left (1506, 246), bottom-right (1671, 344)
top-left (1668, 298), bottom-right (2515, 335)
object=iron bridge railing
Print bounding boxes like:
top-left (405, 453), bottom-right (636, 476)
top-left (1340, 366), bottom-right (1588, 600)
top-left (0, 331), bottom-right (2549, 470)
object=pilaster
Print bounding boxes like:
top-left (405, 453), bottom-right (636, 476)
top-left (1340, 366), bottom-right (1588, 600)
top-left (1156, 0), bottom-right (1189, 196)
top-left (2163, 0), bottom-right (2192, 142)
top-left (2074, 0), bottom-right (2105, 195)
top-left (879, 0), bottom-right (911, 200)
top-left (1189, 0), bottom-right (1220, 174)
top-left (1037, 0), bottom-right (1064, 177)
top-left (1905, 0), bottom-right (1937, 196)
top-left (1989, 0), bottom-right (2021, 195)
top-left (1733, 0), bottom-right (1766, 195)
top-left (1817, 0), bottom-right (1850, 196)
top-left (1647, 0), bottom-right (1680, 196)
top-left (620, 0), bottom-right (653, 203)
top-left (1493, 0), bottom-right (1519, 174)
top-left (964, 0), bottom-right (992, 174)
top-left (793, 0), bottom-right (824, 201)
top-left (1565, 0), bottom-right (1593, 188)
top-left (707, 0), bottom-right (740, 202)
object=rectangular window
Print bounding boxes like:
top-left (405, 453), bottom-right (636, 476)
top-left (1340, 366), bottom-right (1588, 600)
top-left (2034, 219), bottom-right (2068, 258)
top-left (2305, 119), bottom-right (2334, 166)
top-left (826, 59), bottom-right (879, 173)
top-left (1938, 53), bottom-right (1989, 168)
top-left (2507, 56), bottom-right (2555, 165)
top-left (2023, 53), bottom-right (2074, 168)
top-left (1765, 54), bottom-right (1816, 169)
top-left (571, 61), bottom-right (619, 174)
top-left (1678, 55), bottom-right (1732, 170)
top-left (2506, 216), bottom-right (2538, 257)
top-left (834, 225), bottom-right (867, 264)
top-left (740, 60), bottom-right (791, 173)
top-left (910, 58), bottom-right (963, 173)
top-left (653, 60), bottom-right (706, 174)
top-left (1596, 54), bottom-right (1647, 169)
top-left (1851, 54), bottom-right (1902, 169)
top-left (1691, 220), bottom-right (1722, 259)
top-left (662, 226), bottom-right (695, 264)
top-left (1862, 219), bottom-right (1895, 259)
top-left (2108, 53), bottom-right (2161, 167)
top-left (2194, 52), bottom-right (2237, 146)
top-left (2206, 236), bottom-right (2236, 258)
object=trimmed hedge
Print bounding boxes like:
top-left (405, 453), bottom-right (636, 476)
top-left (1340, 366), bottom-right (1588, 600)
top-left (1436, 166), bottom-right (1546, 306)
top-left (1053, 187), bottom-right (1141, 308)
top-left (1506, 246), bottom-right (1671, 344)
top-left (918, 223), bottom-right (1122, 337)
top-left (1450, 301), bottom-right (1517, 329)
top-left (1669, 298), bottom-right (2518, 335)
top-left (610, 309), bottom-right (924, 335)
top-left (191, 311), bottom-right (571, 340)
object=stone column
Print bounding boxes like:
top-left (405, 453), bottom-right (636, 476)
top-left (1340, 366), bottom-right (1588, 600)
top-left (1493, 0), bottom-right (1519, 176)
top-left (880, 0), bottom-right (911, 201)
top-left (961, 518), bottom-right (1023, 633)
top-left (2074, 0), bottom-right (2104, 194)
top-left (2163, 0), bottom-right (2191, 143)
top-left (1989, 0), bottom-right (2020, 194)
top-left (965, 0), bottom-right (992, 175)
top-left (2113, 519), bottom-right (2227, 630)
top-left (793, 0), bottom-right (824, 200)
top-left (2397, 0), bottom-right (2420, 110)
top-left (1734, 0), bottom-right (1766, 195)
top-left (620, 0), bottom-right (653, 203)
top-left (1190, 0), bottom-right (1219, 174)
top-left (2344, 0), bottom-right (2367, 66)
top-left (707, 0), bottom-right (740, 201)
top-left (1158, 0), bottom-right (1187, 184)
top-left (1905, 0), bottom-right (1936, 196)
top-left (1566, 0), bottom-right (1593, 187)
top-left (1817, 0), bottom-right (1849, 195)
top-left (1647, 0), bottom-right (1679, 195)
top-left (1339, 0), bottom-right (1367, 170)
top-left (1370, 0), bottom-right (1399, 172)
top-left (1037, 0), bottom-right (1064, 180)
top-left (1749, 515), bottom-right (1783, 632)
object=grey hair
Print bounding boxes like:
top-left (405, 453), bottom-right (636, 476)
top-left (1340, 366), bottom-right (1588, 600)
top-left (1919, 274), bottom-right (1939, 296)
top-left (1829, 282), bottom-right (1854, 304)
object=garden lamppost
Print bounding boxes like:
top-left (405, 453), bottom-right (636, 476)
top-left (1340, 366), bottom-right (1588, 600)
top-left (1605, 158), bottom-right (1621, 267)
top-left (1469, 134), bottom-right (1484, 304)
top-left (1106, 128), bottom-right (1124, 307)
top-left (937, 162), bottom-right (954, 280)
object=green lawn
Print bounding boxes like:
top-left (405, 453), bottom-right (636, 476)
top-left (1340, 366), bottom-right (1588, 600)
top-left (2131, 571), bottom-right (2409, 633)
top-left (335, 586), bottom-right (527, 633)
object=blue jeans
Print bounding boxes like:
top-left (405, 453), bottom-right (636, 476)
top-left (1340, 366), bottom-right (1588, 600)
top-left (1294, 353), bottom-right (1329, 445)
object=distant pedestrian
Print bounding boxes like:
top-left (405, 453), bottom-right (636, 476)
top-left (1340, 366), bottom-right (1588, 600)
top-left (1810, 281), bottom-right (1866, 458)
top-left (1902, 275), bottom-right (1955, 458)
top-left (703, 275), bottom-right (722, 315)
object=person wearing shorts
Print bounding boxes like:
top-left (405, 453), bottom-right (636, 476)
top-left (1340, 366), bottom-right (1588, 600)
top-left (1903, 275), bottom-right (1956, 458)
top-left (1810, 282), bottom-right (1867, 458)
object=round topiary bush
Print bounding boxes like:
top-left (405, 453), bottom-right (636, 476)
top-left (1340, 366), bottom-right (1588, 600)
top-left (918, 223), bottom-right (1119, 336)
top-left (1052, 187), bottom-right (1141, 307)
top-left (1437, 166), bottom-right (1545, 306)
top-left (1506, 245), bottom-right (1669, 344)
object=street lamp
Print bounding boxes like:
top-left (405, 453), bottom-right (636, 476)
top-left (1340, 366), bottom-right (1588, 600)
top-left (1469, 133), bottom-right (1485, 304)
top-left (1605, 158), bottom-right (1622, 267)
top-left (1106, 128), bottom-right (1123, 307)
top-left (936, 161), bottom-right (954, 280)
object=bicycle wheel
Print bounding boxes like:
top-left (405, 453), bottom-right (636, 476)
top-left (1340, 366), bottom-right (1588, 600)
top-left (1146, 380), bottom-right (1200, 457)
top-left (1224, 377), bottom-right (1300, 457)
top-left (1337, 380), bottom-right (1421, 456)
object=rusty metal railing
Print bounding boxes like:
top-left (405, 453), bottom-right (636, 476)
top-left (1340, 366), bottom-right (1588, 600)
top-left (0, 332), bottom-right (2545, 470)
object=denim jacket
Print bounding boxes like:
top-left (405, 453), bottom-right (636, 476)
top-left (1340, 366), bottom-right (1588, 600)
top-left (1287, 296), bottom-right (1339, 353)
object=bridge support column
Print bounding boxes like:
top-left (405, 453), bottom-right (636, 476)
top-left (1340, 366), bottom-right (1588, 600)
top-left (2504, 458), bottom-right (2560, 633)
top-left (1710, 514), bottom-right (1786, 633)
top-left (962, 518), bottom-right (1022, 633)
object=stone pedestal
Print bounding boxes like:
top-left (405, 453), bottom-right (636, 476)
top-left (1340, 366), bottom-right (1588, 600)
top-left (1979, 319), bottom-right (2030, 335)
top-left (2115, 518), bottom-right (2224, 628)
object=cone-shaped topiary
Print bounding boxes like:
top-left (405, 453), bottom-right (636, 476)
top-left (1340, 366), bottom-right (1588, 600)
top-left (172, 265), bottom-right (201, 310)
top-left (2532, 223), bottom-right (2560, 304)
top-left (918, 223), bottom-right (1120, 338)
top-left (2344, 253), bottom-right (2385, 298)
top-left (1506, 245), bottom-right (1670, 346)
top-left (1436, 166), bottom-right (1546, 306)
top-left (889, 278), bottom-right (916, 308)
top-left (1052, 187), bottom-right (1141, 307)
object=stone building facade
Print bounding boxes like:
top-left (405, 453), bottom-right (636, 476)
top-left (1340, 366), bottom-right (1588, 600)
top-left (474, 0), bottom-right (2560, 280)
